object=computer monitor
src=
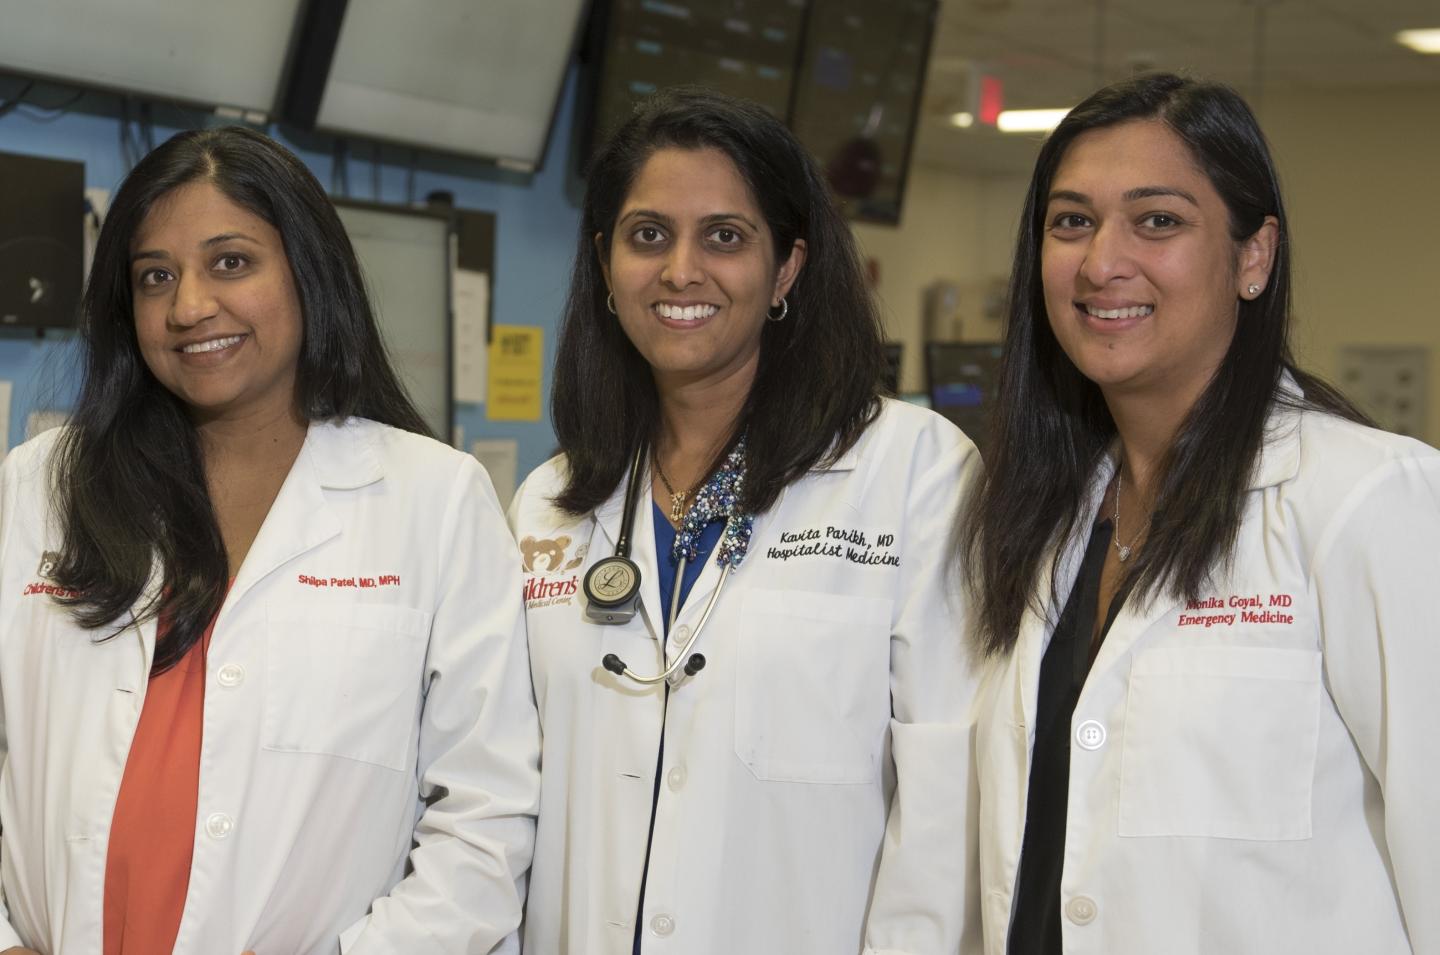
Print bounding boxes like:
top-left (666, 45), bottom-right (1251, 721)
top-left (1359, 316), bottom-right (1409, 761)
top-left (582, 0), bottom-right (807, 160)
top-left (0, 151), bottom-right (84, 328)
top-left (788, 0), bottom-right (938, 224)
top-left (925, 342), bottom-right (1003, 454)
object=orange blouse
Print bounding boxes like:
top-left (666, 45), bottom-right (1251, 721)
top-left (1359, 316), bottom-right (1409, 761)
top-left (103, 615), bottom-right (218, 955)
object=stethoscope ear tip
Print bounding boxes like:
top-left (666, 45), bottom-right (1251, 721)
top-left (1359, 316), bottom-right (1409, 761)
top-left (601, 653), bottom-right (627, 676)
top-left (683, 653), bottom-right (706, 676)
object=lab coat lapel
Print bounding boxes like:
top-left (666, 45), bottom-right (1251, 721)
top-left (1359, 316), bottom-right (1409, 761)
top-left (1013, 523), bottom-right (1090, 737)
top-left (1084, 590), bottom-right (1176, 685)
top-left (124, 569), bottom-right (165, 680)
top-left (1252, 404), bottom-right (1302, 490)
top-left (1018, 456), bottom-right (1115, 730)
top-left (1013, 581), bottom-right (1050, 739)
top-left (223, 421), bottom-right (377, 613)
top-left (1086, 407), bottom-right (1302, 678)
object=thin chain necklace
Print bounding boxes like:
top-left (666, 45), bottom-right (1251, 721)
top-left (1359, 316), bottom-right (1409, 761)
top-left (654, 453), bottom-right (697, 524)
top-left (1112, 470), bottom-right (1150, 562)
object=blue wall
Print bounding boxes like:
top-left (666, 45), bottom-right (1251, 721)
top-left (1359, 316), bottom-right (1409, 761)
top-left (0, 73), bottom-right (584, 481)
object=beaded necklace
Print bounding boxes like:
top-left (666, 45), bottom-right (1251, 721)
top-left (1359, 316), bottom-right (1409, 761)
top-left (667, 438), bottom-right (754, 571)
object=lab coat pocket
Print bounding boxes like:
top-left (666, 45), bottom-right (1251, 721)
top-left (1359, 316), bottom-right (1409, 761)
top-left (263, 603), bottom-right (432, 771)
top-left (1117, 645), bottom-right (1321, 840)
top-left (735, 588), bottom-right (892, 784)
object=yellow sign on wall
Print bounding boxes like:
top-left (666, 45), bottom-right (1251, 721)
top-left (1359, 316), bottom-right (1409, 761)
top-left (486, 325), bottom-right (544, 421)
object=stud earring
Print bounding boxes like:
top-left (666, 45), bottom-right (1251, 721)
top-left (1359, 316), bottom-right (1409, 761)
top-left (767, 297), bottom-right (789, 322)
top-left (1247, 283), bottom-right (1262, 296)
top-left (606, 292), bottom-right (616, 315)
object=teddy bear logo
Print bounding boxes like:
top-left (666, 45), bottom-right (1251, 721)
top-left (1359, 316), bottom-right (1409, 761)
top-left (520, 536), bottom-right (587, 575)
top-left (36, 551), bottom-right (61, 579)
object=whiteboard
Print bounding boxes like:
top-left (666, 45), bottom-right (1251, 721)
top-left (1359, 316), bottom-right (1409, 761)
top-left (334, 203), bottom-right (451, 440)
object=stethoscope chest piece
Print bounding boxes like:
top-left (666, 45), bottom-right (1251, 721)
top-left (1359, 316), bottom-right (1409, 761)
top-left (583, 554), bottom-right (642, 625)
top-left (588, 437), bottom-right (747, 685)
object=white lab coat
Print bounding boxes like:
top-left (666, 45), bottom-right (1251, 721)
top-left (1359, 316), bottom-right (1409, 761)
top-left (509, 398), bottom-right (983, 955)
top-left (0, 419), bottom-right (540, 955)
top-left (974, 403), bottom-right (1440, 954)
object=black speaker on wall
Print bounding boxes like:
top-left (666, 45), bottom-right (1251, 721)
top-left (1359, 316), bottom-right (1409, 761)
top-left (0, 150), bottom-right (84, 328)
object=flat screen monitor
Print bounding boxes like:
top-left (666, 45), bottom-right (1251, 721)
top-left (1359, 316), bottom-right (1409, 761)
top-left (925, 341), bottom-right (1002, 455)
top-left (0, 0), bottom-right (303, 115)
top-left (334, 202), bottom-right (452, 440)
top-left (0, 151), bottom-right (84, 328)
top-left (306, 0), bottom-right (586, 169)
top-left (788, 0), bottom-right (936, 224)
top-left (586, 0), bottom-right (807, 150)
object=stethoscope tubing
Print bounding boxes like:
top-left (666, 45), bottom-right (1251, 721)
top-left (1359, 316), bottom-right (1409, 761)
top-left (611, 557), bottom-right (731, 685)
top-left (598, 439), bottom-right (738, 685)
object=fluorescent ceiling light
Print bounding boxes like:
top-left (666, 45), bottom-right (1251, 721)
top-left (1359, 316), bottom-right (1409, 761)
top-left (1396, 28), bottom-right (1440, 53)
top-left (997, 108), bottom-right (1071, 133)
top-left (950, 111), bottom-right (974, 128)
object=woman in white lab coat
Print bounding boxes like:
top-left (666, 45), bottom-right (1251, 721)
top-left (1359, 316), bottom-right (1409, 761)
top-left (961, 73), bottom-right (1439, 954)
top-left (510, 89), bottom-right (981, 954)
top-left (0, 127), bottom-right (539, 955)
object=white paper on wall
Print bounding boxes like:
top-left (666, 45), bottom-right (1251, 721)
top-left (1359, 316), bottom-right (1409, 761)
top-left (453, 269), bottom-right (490, 404)
top-left (471, 438), bottom-right (518, 511)
top-left (0, 380), bottom-right (10, 455)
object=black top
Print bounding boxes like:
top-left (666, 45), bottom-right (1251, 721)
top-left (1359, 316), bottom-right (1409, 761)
top-left (1007, 518), bottom-right (1129, 955)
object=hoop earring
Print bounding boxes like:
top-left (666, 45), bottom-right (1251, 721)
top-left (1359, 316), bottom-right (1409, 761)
top-left (606, 292), bottom-right (616, 315)
top-left (767, 297), bottom-right (789, 322)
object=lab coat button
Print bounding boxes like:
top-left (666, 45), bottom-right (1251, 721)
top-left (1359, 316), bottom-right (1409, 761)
top-left (1066, 895), bottom-right (1097, 925)
top-left (205, 812), bottom-right (234, 839)
top-left (1075, 719), bottom-right (1107, 751)
top-left (670, 625), bottom-right (691, 646)
top-left (217, 663), bottom-right (245, 687)
top-left (666, 765), bottom-right (687, 791)
top-left (650, 914), bottom-right (675, 937)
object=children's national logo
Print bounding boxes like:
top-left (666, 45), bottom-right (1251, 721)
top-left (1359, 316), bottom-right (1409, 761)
top-left (25, 550), bottom-right (80, 598)
top-left (520, 535), bottom-right (585, 609)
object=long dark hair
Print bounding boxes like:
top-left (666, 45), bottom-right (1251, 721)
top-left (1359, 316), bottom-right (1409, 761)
top-left (52, 126), bottom-right (428, 673)
top-left (551, 87), bottom-right (883, 516)
top-left (962, 73), bottom-right (1364, 656)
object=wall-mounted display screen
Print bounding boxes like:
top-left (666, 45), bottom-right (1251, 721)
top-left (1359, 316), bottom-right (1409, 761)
top-left (0, 151), bottom-right (84, 329)
top-left (584, 0), bottom-right (936, 224)
top-left (926, 342), bottom-right (1003, 456)
top-left (309, 0), bottom-right (586, 169)
top-left (590, 0), bottom-right (807, 144)
top-left (0, 0), bottom-right (303, 115)
top-left (788, 0), bottom-right (936, 224)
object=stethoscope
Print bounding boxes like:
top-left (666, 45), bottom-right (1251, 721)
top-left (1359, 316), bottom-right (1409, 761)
top-left (583, 442), bottom-right (732, 685)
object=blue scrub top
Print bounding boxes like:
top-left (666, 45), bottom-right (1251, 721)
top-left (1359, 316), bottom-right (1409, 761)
top-left (650, 501), bottom-right (725, 634)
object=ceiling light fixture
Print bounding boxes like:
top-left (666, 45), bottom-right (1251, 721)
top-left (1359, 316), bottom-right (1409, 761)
top-left (996, 108), bottom-right (1071, 133)
top-left (1396, 28), bottom-right (1440, 53)
top-left (950, 111), bottom-right (974, 128)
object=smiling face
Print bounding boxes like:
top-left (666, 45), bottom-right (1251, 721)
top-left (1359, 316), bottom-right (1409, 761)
top-left (1041, 120), bottom-right (1276, 410)
top-left (131, 180), bottom-right (304, 424)
top-left (600, 147), bottom-right (804, 394)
